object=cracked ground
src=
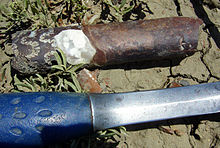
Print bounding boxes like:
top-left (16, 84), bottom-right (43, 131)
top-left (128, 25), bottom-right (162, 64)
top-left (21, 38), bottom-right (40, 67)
top-left (96, 0), bottom-right (220, 147)
top-left (0, 0), bottom-right (220, 147)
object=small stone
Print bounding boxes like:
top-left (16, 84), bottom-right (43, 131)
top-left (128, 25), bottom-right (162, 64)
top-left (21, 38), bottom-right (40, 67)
top-left (179, 80), bottom-right (190, 86)
top-left (168, 81), bottom-right (182, 88)
top-left (158, 126), bottom-right (175, 135)
top-left (77, 68), bottom-right (102, 93)
top-left (174, 129), bottom-right (184, 136)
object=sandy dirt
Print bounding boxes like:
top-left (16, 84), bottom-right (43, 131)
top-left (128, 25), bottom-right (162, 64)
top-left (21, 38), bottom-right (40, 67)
top-left (95, 0), bottom-right (220, 147)
top-left (0, 0), bottom-right (220, 148)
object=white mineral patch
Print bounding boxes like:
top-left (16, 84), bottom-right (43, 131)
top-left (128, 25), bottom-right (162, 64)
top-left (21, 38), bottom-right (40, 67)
top-left (54, 29), bottom-right (96, 65)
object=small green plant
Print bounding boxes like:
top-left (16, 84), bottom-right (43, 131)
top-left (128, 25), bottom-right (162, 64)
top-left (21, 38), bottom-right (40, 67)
top-left (71, 126), bottom-right (128, 148)
top-left (0, 0), bottom-right (56, 30)
top-left (0, 0), bottom-right (88, 46)
top-left (50, 48), bottom-right (84, 92)
top-left (13, 49), bottom-right (83, 93)
top-left (96, 126), bottom-right (128, 139)
top-left (104, 0), bottom-right (134, 22)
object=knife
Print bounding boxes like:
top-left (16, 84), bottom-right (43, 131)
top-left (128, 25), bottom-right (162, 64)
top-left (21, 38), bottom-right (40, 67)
top-left (0, 82), bottom-right (220, 147)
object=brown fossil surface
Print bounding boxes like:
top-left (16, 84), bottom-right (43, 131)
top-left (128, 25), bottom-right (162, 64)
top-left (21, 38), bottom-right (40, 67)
top-left (83, 17), bottom-right (203, 66)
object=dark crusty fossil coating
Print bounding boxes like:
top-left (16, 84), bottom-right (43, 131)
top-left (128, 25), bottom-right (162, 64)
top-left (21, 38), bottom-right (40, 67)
top-left (11, 26), bottom-right (80, 74)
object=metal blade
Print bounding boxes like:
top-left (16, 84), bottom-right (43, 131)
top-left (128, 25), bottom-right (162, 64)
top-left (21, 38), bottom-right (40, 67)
top-left (90, 82), bottom-right (220, 131)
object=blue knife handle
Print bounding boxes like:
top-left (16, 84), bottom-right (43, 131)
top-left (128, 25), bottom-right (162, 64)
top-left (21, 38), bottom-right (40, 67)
top-left (0, 92), bottom-right (92, 147)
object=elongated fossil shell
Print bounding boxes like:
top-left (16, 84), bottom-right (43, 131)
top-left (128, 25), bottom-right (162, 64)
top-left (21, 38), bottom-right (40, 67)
top-left (11, 17), bottom-right (203, 74)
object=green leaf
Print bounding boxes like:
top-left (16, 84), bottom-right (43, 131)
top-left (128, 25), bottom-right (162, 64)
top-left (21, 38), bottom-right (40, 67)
top-left (36, 0), bottom-right (43, 8)
top-left (119, 0), bottom-right (127, 9)
top-left (98, 130), bottom-right (107, 135)
top-left (14, 74), bottom-right (22, 84)
top-left (71, 73), bottom-right (81, 92)
top-left (105, 0), bottom-right (114, 6)
top-left (103, 133), bottom-right (115, 137)
top-left (11, 89), bottom-right (22, 93)
top-left (36, 74), bottom-right (44, 83)
top-left (122, 4), bottom-right (134, 14)
top-left (108, 129), bottom-right (120, 136)
top-left (64, 79), bottom-right (78, 92)
top-left (67, 63), bottom-right (84, 73)
top-left (119, 126), bottom-right (128, 136)
top-left (43, 0), bottom-right (50, 8)
top-left (37, 0), bottom-right (48, 15)
top-left (15, 83), bottom-right (32, 90)
top-left (54, 51), bottom-right (63, 66)
top-left (36, 74), bottom-right (48, 89)
top-left (0, 5), bottom-right (10, 15)
top-left (58, 48), bottom-right (67, 68)
top-left (119, 126), bottom-right (127, 131)
top-left (56, 77), bottom-right (65, 91)
top-left (51, 14), bottom-right (57, 23)
top-left (24, 79), bottom-right (37, 91)
top-left (24, 0), bottom-right (29, 10)
top-left (97, 131), bottom-right (115, 138)
top-left (51, 65), bottom-right (64, 71)
top-left (30, 5), bottom-right (39, 15)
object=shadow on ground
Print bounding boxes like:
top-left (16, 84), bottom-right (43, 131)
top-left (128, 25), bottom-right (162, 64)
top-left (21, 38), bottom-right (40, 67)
top-left (125, 112), bottom-right (220, 131)
top-left (190, 0), bottom-right (220, 48)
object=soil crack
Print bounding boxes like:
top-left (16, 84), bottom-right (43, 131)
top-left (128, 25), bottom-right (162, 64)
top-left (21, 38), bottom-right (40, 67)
top-left (173, 0), bottom-right (183, 16)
